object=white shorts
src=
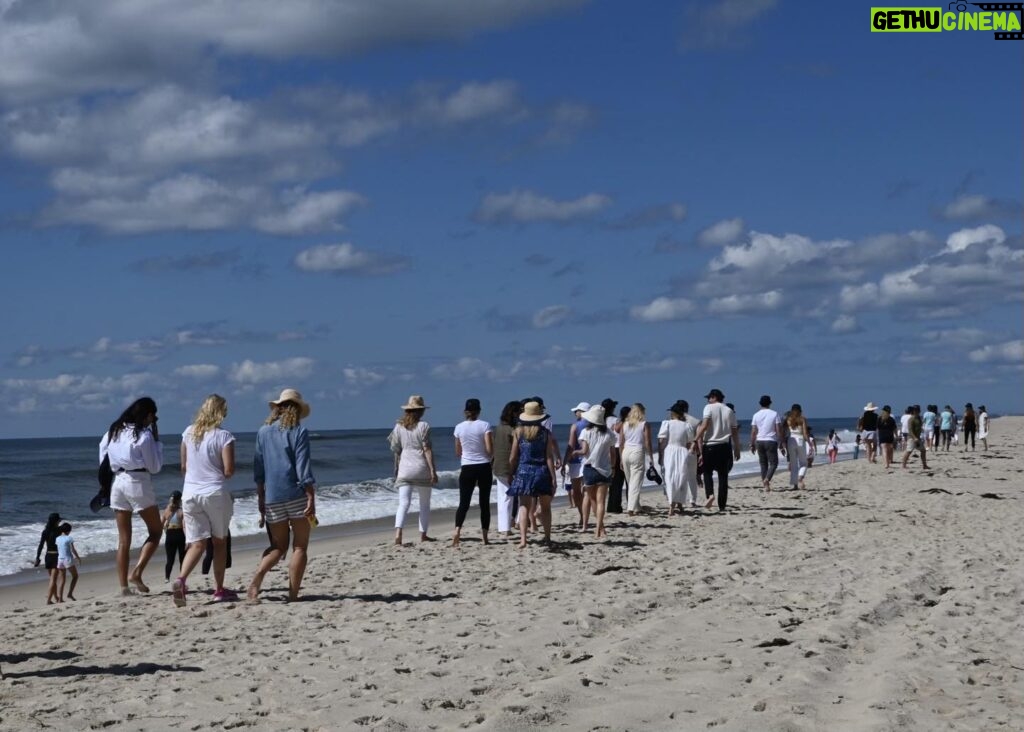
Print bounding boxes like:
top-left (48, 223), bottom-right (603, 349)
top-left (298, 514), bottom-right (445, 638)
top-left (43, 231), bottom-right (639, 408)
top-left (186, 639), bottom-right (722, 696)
top-left (183, 490), bottom-right (234, 542)
top-left (109, 472), bottom-right (156, 513)
top-left (57, 558), bottom-right (74, 570)
top-left (567, 462), bottom-right (584, 480)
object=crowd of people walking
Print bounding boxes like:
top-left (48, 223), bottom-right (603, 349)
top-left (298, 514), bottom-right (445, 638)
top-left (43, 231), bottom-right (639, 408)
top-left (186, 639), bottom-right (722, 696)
top-left (32, 390), bottom-right (990, 606)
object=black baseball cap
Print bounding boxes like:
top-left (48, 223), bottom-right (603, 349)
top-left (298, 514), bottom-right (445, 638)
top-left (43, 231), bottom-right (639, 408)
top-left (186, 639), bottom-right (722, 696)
top-left (704, 388), bottom-right (725, 400)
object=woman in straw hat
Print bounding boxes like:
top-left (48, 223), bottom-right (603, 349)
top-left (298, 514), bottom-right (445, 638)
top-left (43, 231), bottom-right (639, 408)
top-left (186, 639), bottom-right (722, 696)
top-left (248, 389), bottom-right (316, 603)
top-left (508, 401), bottom-right (557, 548)
top-left (389, 395), bottom-right (439, 545)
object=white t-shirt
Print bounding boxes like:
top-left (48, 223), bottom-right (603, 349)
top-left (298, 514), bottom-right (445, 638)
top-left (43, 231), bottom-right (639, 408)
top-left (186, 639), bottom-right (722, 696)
top-left (900, 414), bottom-right (912, 435)
top-left (701, 402), bottom-right (738, 445)
top-left (750, 408), bottom-right (781, 442)
top-left (658, 419), bottom-right (695, 448)
top-left (182, 426), bottom-right (235, 497)
top-left (579, 426), bottom-right (615, 476)
top-left (454, 419), bottom-right (493, 465)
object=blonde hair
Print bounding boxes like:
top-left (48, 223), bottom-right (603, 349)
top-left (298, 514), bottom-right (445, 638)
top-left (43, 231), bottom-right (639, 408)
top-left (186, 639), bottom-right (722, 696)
top-left (190, 394), bottom-right (228, 446)
top-left (516, 424), bottom-right (541, 441)
top-left (398, 409), bottom-right (424, 430)
top-left (625, 403), bottom-right (646, 427)
top-left (266, 402), bottom-right (301, 429)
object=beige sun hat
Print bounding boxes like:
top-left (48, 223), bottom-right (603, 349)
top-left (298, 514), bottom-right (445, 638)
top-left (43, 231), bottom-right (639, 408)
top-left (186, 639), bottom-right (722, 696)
top-left (401, 395), bottom-right (429, 411)
top-left (581, 404), bottom-right (605, 425)
top-left (863, 402), bottom-right (878, 412)
top-left (518, 401), bottom-right (548, 423)
top-left (269, 388), bottom-right (311, 419)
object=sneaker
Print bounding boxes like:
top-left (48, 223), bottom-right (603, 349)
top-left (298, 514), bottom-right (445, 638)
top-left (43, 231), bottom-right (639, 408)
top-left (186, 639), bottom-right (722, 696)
top-left (213, 589), bottom-right (239, 602)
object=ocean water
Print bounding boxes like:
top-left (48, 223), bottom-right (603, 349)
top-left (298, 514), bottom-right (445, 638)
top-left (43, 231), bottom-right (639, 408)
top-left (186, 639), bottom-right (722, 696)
top-left (0, 419), bottom-right (861, 577)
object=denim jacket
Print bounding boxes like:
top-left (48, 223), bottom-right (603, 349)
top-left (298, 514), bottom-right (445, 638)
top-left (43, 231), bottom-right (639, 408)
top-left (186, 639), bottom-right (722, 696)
top-left (254, 424), bottom-right (315, 504)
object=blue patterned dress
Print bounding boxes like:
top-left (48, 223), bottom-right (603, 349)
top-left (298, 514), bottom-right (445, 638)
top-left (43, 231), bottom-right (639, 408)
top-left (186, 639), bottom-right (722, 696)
top-left (509, 427), bottom-right (553, 497)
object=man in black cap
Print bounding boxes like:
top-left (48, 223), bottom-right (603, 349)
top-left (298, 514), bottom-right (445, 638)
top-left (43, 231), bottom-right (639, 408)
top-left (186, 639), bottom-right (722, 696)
top-left (694, 388), bottom-right (740, 511)
top-left (600, 398), bottom-right (625, 513)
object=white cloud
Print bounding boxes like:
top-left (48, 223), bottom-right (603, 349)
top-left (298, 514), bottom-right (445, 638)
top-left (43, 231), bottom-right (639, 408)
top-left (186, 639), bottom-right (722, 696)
top-left (294, 243), bottom-right (409, 275)
top-left (680, 0), bottom-right (779, 50)
top-left (343, 367), bottom-right (387, 388)
top-left (700, 358), bottom-right (724, 374)
top-left (474, 190), bottom-right (611, 224)
top-left (609, 357), bottom-right (677, 375)
top-left (173, 364), bottom-right (221, 378)
top-left (709, 232), bottom-right (825, 275)
top-left (256, 190), bottom-right (366, 235)
top-left (944, 224), bottom-right (1006, 254)
top-left (1, 372), bottom-right (160, 412)
top-left (968, 340), bottom-right (1024, 364)
top-left (229, 357), bottom-right (314, 385)
top-left (831, 314), bottom-right (859, 333)
top-left (430, 357), bottom-right (522, 382)
top-left (44, 173), bottom-right (263, 234)
top-left (0, 1), bottom-right (589, 102)
top-left (532, 305), bottom-right (572, 329)
top-left (696, 217), bottom-right (745, 247)
top-left (708, 290), bottom-right (782, 315)
top-left (416, 80), bottom-right (526, 125)
top-left (630, 297), bottom-right (696, 322)
top-left (920, 328), bottom-right (989, 347)
top-left (940, 194), bottom-right (1020, 221)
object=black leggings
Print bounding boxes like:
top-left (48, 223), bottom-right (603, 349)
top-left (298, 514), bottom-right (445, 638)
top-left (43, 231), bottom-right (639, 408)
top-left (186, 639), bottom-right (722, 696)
top-left (607, 467), bottom-right (626, 513)
top-left (962, 428), bottom-right (975, 450)
top-left (455, 463), bottom-right (492, 530)
top-left (201, 533), bottom-right (232, 574)
top-left (702, 443), bottom-right (734, 510)
top-left (164, 528), bottom-right (186, 580)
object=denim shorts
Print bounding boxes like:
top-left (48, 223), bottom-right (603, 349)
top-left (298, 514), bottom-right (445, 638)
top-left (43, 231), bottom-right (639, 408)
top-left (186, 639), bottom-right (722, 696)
top-left (582, 465), bottom-right (610, 487)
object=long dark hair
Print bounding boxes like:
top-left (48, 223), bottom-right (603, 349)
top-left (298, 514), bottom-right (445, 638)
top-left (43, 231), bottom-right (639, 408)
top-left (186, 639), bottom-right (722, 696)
top-left (42, 512), bottom-right (61, 540)
top-left (500, 401), bottom-right (522, 427)
top-left (107, 397), bottom-right (157, 442)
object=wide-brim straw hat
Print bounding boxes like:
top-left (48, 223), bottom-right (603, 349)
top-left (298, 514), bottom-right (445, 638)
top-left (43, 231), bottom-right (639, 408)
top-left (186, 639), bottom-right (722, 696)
top-left (518, 400), bottom-right (548, 423)
top-left (581, 405), bottom-right (605, 425)
top-left (863, 402), bottom-right (878, 412)
top-left (401, 395), bottom-right (429, 411)
top-left (269, 388), bottom-right (311, 419)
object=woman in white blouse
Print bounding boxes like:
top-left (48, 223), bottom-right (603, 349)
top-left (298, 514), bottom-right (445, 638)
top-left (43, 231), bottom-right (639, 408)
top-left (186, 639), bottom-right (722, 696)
top-left (99, 397), bottom-right (164, 595)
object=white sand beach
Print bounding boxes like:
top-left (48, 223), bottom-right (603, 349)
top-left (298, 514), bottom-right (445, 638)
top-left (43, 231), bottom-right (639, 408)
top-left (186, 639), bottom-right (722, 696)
top-left (1, 418), bottom-right (1021, 731)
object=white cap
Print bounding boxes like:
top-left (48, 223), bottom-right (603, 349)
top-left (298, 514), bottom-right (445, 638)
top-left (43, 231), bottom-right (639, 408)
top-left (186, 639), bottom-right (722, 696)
top-left (571, 402), bottom-right (591, 413)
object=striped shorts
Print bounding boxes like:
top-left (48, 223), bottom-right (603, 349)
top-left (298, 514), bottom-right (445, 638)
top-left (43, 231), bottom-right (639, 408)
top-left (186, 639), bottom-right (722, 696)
top-left (265, 496), bottom-right (309, 524)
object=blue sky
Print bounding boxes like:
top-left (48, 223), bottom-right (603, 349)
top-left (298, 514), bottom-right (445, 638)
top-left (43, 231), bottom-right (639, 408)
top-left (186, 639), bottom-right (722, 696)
top-left (1, 0), bottom-right (1021, 439)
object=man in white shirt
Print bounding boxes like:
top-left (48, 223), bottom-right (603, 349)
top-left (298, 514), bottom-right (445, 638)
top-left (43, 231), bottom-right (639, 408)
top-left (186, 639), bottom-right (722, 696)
top-left (749, 394), bottom-right (784, 492)
top-left (694, 388), bottom-right (740, 511)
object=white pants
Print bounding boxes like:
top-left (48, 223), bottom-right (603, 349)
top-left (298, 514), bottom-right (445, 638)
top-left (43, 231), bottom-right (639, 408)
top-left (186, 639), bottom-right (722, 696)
top-left (395, 484), bottom-right (431, 533)
top-left (787, 436), bottom-right (807, 486)
top-left (494, 476), bottom-right (513, 533)
top-left (683, 450), bottom-right (700, 505)
top-left (622, 445), bottom-right (645, 512)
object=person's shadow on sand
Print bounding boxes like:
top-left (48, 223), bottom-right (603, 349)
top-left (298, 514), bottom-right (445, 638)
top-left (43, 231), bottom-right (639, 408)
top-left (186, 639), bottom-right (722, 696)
top-left (1, 659), bottom-right (202, 679)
